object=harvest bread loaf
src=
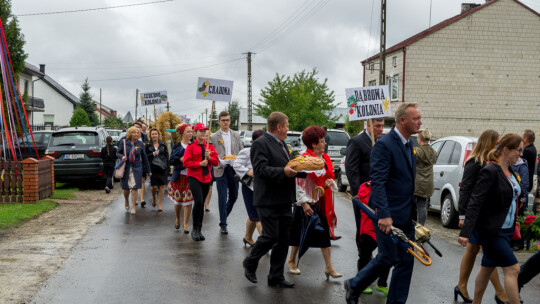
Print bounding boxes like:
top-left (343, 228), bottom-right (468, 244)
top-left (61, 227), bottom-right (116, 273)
top-left (222, 155), bottom-right (237, 160)
top-left (286, 155), bottom-right (324, 171)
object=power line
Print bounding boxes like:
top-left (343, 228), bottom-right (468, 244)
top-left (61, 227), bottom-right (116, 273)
top-left (57, 57), bottom-right (244, 83)
top-left (15, 0), bottom-right (174, 17)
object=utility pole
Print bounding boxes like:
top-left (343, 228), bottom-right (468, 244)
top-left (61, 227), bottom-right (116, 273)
top-left (205, 108), bottom-right (208, 126)
top-left (135, 89), bottom-right (139, 121)
top-left (379, 0), bottom-right (386, 87)
top-left (243, 52), bottom-right (255, 131)
top-left (99, 88), bottom-right (102, 126)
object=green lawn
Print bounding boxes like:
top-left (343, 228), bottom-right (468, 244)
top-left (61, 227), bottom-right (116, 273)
top-left (50, 182), bottom-right (77, 200)
top-left (0, 200), bottom-right (58, 229)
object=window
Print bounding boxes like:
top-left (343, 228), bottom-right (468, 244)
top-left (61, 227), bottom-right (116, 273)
top-left (368, 80), bottom-right (376, 87)
top-left (24, 80), bottom-right (29, 95)
top-left (388, 75), bottom-right (399, 101)
top-left (450, 142), bottom-right (462, 165)
top-left (51, 132), bottom-right (99, 146)
top-left (326, 131), bottom-right (349, 146)
top-left (435, 141), bottom-right (456, 165)
top-left (392, 56), bottom-right (397, 67)
top-left (370, 62), bottom-right (374, 74)
top-left (43, 114), bottom-right (54, 124)
top-left (430, 141), bottom-right (444, 154)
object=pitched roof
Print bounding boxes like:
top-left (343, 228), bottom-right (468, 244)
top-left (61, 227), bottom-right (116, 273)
top-left (25, 62), bottom-right (79, 106)
top-left (23, 62), bottom-right (44, 77)
top-left (123, 111), bottom-right (134, 123)
top-left (361, 0), bottom-right (540, 64)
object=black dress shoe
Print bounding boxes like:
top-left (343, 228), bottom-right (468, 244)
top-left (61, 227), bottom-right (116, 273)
top-left (344, 280), bottom-right (359, 304)
top-left (243, 261), bottom-right (257, 283)
top-left (220, 226), bottom-right (228, 234)
top-left (454, 286), bottom-right (472, 303)
top-left (140, 201), bottom-right (146, 208)
top-left (331, 235), bottom-right (342, 241)
top-left (495, 295), bottom-right (510, 304)
top-left (268, 279), bottom-right (295, 288)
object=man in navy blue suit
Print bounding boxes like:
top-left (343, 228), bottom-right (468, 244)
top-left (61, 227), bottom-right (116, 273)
top-left (344, 102), bottom-right (422, 304)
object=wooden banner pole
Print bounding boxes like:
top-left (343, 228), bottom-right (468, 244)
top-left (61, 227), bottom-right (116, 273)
top-left (368, 118), bottom-right (375, 147)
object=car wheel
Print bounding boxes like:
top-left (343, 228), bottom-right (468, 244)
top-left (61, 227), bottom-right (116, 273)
top-left (440, 194), bottom-right (458, 228)
top-left (336, 172), bottom-right (347, 192)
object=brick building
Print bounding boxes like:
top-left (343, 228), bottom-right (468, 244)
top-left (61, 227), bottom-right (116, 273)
top-left (362, 0), bottom-right (540, 138)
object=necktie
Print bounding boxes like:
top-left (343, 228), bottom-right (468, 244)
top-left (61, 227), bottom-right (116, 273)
top-left (280, 141), bottom-right (290, 161)
top-left (200, 144), bottom-right (209, 175)
top-left (404, 142), bottom-right (412, 165)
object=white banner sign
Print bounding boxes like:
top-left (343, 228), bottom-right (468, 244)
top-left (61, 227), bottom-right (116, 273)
top-left (196, 77), bottom-right (234, 102)
top-left (140, 90), bottom-right (167, 107)
top-left (345, 85), bottom-right (391, 121)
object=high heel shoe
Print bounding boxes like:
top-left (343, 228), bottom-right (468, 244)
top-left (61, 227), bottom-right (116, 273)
top-left (287, 262), bottom-right (301, 275)
top-left (494, 295), bottom-right (510, 304)
top-left (243, 238), bottom-right (255, 248)
top-left (454, 286), bottom-right (473, 303)
top-left (324, 268), bottom-right (342, 280)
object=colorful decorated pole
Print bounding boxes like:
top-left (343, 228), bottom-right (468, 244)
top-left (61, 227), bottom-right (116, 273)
top-left (0, 18), bottom-right (39, 161)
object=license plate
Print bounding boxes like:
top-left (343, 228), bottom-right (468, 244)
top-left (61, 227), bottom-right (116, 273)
top-left (328, 150), bottom-right (340, 156)
top-left (64, 154), bottom-right (85, 160)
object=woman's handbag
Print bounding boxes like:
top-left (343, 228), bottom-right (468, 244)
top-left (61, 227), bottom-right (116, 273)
top-left (234, 174), bottom-right (252, 188)
top-left (114, 139), bottom-right (126, 179)
top-left (152, 154), bottom-right (167, 171)
top-left (511, 221), bottom-right (521, 240)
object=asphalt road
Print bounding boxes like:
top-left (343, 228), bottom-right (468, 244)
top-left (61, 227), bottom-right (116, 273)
top-left (31, 185), bottom-right (540, 304)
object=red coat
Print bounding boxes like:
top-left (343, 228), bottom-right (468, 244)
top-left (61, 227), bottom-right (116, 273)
top-left (358, 181), bottom-right (376, 241)
top-left (183, 140), bottom-right (219, 183)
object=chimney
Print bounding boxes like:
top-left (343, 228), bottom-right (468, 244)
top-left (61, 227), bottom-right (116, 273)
top-left (461, 3), bottom-right (481, 13)
top-left (39, 64), bottom-right (45, 74)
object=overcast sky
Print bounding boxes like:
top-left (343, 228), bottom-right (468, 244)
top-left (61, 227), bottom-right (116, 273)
top-left (12, 0), bottom-right (540, 123)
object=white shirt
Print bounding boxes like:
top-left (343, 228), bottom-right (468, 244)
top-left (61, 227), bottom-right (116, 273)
top-left (221, 129), bottom-right (232, 156)
top-left (180, 142), bottom-right (188, 176)
top-left (394, 127), bottom-right (408, 146)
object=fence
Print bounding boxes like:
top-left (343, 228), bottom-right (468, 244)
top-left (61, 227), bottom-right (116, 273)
top-left (30, 124), bottom-right (69, 131)
top-left (0, 157), bottom-right (55, 203)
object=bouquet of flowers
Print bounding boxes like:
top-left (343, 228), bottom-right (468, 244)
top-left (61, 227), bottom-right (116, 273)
top-left (517, 212), bottom-right (540, 241)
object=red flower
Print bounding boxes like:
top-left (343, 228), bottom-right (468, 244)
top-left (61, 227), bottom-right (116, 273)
top-left (524, 215), bottom-right (537, 226)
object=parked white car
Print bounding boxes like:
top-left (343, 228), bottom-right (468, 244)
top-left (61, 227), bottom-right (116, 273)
top-left (429, 136), bottom-right (477, 227)
top-left (336, 154), bottom-right (348, 192)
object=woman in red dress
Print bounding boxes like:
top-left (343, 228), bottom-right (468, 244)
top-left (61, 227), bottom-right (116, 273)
top-left (286, 126), bottom-right (341, 280)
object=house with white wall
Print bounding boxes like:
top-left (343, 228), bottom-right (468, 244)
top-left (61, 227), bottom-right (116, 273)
top-left (21, 63), bottom-right (78, 127)
top-left (362, 0), bottom-right (540, 138)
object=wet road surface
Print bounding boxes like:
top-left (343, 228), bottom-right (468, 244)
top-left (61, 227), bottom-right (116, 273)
top-left (31, 186), bottom-right (540, 303)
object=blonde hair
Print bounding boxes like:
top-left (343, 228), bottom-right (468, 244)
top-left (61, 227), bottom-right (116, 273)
top-left (418, 129), bottom-right (432, 141)
top-left (394, 102), bottom-right (418, 123)
top-left (486, 133), bottom-right (522, 162)
top-left (467, 129), bottom-right (499, 164)
top-left (126, 126), bottom-right (140, 140)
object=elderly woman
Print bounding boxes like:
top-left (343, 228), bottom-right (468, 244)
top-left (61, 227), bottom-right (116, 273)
top-left (146, 128), bottom-right (169, 212)
top-left (459, 133), bottom-right (524, 304)
top-left (413, 129), bottom-right (437, 225)
top-left (169, 123), bottom-right (194, 233)
top-left (233, 129), bottom-right (264, 247)
top-left (117, 126), bottom-right (152, 215)
top-left (286, 126), bottom-right (341, 280)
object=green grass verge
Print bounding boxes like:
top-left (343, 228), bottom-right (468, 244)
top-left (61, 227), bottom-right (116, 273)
top-left (0, 200), bottom-right (58, 229)
top-left (50, 182), bottom-right (77, 200)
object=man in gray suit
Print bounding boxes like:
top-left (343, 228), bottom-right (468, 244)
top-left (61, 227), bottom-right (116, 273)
top-left (210, 111), bottom-right (244, 234)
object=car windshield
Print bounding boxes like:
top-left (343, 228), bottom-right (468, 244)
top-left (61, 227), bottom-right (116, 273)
top-left (51, 132), bottom-right (99, 146)
top-left (107, 130), bottom-right (121, 136)
top-left (285, 134), bottom-right (301, 145)
top-left (327, 131), bottom-right (349, 146)
top-left (243, 131), bottom-right (253, 138)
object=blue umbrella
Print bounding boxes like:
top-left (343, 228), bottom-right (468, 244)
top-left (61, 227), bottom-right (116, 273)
top-left (296, 211), bottom-right (326, 267)
top-left (348, 193), bottom-right (433, 266)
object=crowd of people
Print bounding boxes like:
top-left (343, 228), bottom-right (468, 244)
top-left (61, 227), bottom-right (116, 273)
top-left (102, 106), bottom-right (540, 304)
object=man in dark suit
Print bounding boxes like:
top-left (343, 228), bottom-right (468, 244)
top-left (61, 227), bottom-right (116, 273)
top-left (344, 103), bottom-right (422, 304)
top-left (345, 118), bottom-right (384, 270)
top-left (242, 112), bottom-right (306, 288)
top-left (522, 129), bottom-right (536, 194)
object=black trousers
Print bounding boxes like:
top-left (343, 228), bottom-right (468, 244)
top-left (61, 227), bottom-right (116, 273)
top-left (188, 177), bottom-right (210, 228)
top-left (244, 205), bottom-right (292, 281)
top-left (358, 234), bottom-right (390, 287)
top-left (518, 251), bottom-right (540, 291)
top-left (104, 164), bottom-right (114, 189)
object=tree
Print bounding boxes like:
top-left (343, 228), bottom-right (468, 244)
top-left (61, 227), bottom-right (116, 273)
top-left (0, 0), bottom-right (27, 77)
top-left (255, 68), bottom-right (338, 131)
top-left (103, 115), bottom-right (124, 128)
top-left (344, 115), bottom-right (364, 137)
top-left (70, 108), bottom-right (91, 127)
top-left (78, 79), bottom-right (99, 126)
top-left (227, 100), bottom-right (240, 130)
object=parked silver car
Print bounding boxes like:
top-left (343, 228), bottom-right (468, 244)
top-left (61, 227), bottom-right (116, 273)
top-left (239, 130), bottom-right (253, 147)
top-left (429, 136), bottom-right (477, 227)
top-left (336, 154), bottom-right (348, 192)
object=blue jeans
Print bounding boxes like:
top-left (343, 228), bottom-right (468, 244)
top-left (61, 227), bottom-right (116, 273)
top-left (348, 219), bottom-right (415, 304)
top-left (216, 166), bottom-right (239, 227)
